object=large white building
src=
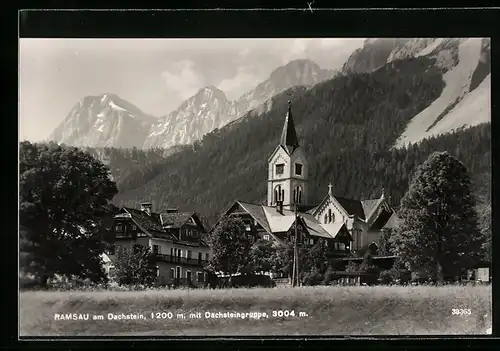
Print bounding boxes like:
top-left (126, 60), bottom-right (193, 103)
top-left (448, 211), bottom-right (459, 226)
top-left (214, 100), bottom-right (399, 255)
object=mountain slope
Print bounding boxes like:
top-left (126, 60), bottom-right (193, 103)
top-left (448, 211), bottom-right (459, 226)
top-left (340, 38), bottom-right (490, 148)
top-left (341, 39), bottom-right (411, 73)
top-left (143, 59), bottom-right (336, 149)
top-left (395, 38), bottom-right (490, 147)
top-left (50, 94), bottom-right (157, 148)
top-left (114, 56), bottom-right (457, 223)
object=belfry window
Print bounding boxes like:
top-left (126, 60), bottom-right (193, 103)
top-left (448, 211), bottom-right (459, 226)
top-left (295, 163), bottom-right (303, 176)
top-left (293, 186), bottom-right (302, 204)
top-left (275, 164), bottom-right (284, 175)
top-left (274, 185), bottom-right (283, 203)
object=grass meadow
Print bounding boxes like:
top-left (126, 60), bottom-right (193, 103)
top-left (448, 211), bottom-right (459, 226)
top-left (20, 285), bottom-right (492, 336)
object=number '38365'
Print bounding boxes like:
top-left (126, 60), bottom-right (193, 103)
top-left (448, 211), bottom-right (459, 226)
top-left (452, 309), bottom-right (471, 315)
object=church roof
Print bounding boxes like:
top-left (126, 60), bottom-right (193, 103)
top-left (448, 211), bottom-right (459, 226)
top-left (280, 100), bottom-right (300, 154)
top-left (222, 201), bottom-right (352, 241)
top-left (360, 199), bottom-right (380, 220)
top-left (335, 196), bottom-right (367, 220)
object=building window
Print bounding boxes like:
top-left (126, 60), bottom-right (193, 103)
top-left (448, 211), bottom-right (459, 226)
top-left (198, 252), bottom-right (202, 263)
top-left (115, 223), bottom-right (124, 233)
top-left (155, 266), bottom-right (160, 277)
top-left (187, 250), bottom-right (192, 259)
top-left (328, 209), bottom-right (334, 223)
top-left (152, 245), bottom-right (160, 254)
top-left (131, 224), bottom-right (137, 231)
top-left (290, 235), bottom-right (295, 242)
top-left (197, 272), bottom-right (204, 283)
top-left (176, 266), bottom-right (181, 279)
top-left (295, 163), bottom-right (303, 176)
top-left (324, 214), bottom-right (328, 223)
top-left (205, 253), bottom-right (209, 261)
top-left (170, 268), bottom-right (175, 279)
top-left (275, 164), bottom-right (284, 175)
top-left (263, 234), bottom-right (270, 241)
top-left (339, 243), bottom-right (345, 250)
top-left (186, 270), bottom-right (192, 282)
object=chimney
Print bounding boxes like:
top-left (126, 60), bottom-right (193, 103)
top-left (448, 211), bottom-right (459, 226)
top-left (276, 200), bottom-right (283, 214)
top-left (140, 201), bottom-right (152, 215)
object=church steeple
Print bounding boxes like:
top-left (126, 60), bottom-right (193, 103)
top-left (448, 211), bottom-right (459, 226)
top-left (280, 100), bottom-right (300, 154)
top-left (267, 99), bottom-right (308, 209)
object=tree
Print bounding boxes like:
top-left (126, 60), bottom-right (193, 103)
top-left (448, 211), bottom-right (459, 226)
top-left (249, 239), bottom-right (275, 274)
top-left (379, 228), bottom-right (395, 256)
top-left (19, 141), bottom-right (118, 286)
top-left (205, 216), bottom-right (251, 286)
top-left (110, 244), bottom-right (157, 286)
top-left (270, 241), bottom-right (294, 278)
top-left (477, 204), bottom-right (492, 262)
top-left (345, 261), bottom-right (359, 273)
top-left (391, 151), bottom-right (484, 284)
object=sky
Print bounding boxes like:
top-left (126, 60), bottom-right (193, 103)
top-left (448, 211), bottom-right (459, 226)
top-left (19, 38), bottom-right (365, 142)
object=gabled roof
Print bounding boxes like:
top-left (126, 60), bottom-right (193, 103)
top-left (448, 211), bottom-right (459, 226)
top-left (160, 211), bottom-right (195, 229)
top-left (319, 222), bottom-right (352, 240)
top-left (262, 206), bottom-right (296, 233)
top-left (382, 212), bottom-right (401, 229)
top-left (116, 207), bottom-right (207, 245)
top-left (299, 214), bottom-right (333, 238)
top-left (237, 201), bottom-right (273, 234)
top-left (123, 207), bottom-right (166, 235)
top-left (335, 196), bottom-right (367, 221)
top-left (280, 101), bottom-right (300, 155)
top-left (360, 199), bottom-right (379, 220)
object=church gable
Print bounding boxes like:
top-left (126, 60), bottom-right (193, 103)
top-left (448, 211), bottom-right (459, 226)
top-left (314, 195), bottom-right (349, 225)
top-left (269, 146), bottom-right (292, 179)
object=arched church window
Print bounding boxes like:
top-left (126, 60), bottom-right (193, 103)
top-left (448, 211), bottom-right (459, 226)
top-left (293, 186), bottom-right (303, 204)
top-left (328, 209), bottom-right (334, 223)
top-left (274, 185), bottom-right (283, 204)
top-left (324, 214), bottom-right (328, 223)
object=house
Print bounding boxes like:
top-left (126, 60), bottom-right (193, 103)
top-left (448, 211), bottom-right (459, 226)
top-left (212, 100), bottom-right (399, 255)
top-left (110, 203), bottom-right (210, 287)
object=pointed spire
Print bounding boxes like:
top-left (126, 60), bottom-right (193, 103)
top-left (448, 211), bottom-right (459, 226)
top-left (280, 100), bottom-right (300, 154)
top-left (328, 183), bottom-right (333, 196)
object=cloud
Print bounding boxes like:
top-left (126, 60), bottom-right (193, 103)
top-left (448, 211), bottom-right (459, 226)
top-left (217, 65), bottom-right (262, 100)
top-left (161, 60), bottom-right (205, 100)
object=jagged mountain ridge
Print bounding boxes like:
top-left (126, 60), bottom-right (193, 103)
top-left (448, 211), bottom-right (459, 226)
top-left (50, 59), bottom-right (336, 150)
top-left (49, 94), bottom-right (157, 148)
top-left (144, 59), bottom-right (336, 149)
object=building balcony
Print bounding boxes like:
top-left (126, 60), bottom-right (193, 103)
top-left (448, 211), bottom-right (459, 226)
top-left (153, 253), bottom-right (208, 267)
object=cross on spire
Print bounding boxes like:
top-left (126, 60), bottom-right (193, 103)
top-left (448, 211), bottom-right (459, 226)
top-left (328, 183), bottom-right (333, 195)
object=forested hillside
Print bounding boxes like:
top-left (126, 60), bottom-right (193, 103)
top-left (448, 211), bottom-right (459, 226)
top-left (112, 56), bottom-right (490, 226)
top-left (81, 147), bottom-right (166, 188)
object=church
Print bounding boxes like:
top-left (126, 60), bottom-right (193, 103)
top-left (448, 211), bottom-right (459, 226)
top-left (212, 100), bottom-right (400, 256)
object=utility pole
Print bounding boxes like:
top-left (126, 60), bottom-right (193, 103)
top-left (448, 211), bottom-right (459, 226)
top-left (291, 197), bottom-right (300, 287)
